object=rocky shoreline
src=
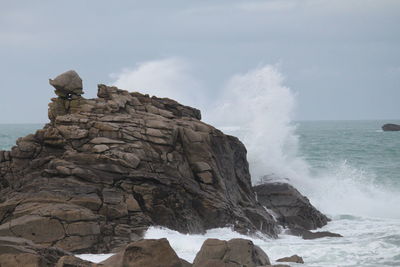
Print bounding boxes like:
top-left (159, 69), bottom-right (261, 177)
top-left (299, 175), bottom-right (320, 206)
top-left (0, 71), bottom-right (340, 266)
top-left (0, 235), bottom-right (303, 266)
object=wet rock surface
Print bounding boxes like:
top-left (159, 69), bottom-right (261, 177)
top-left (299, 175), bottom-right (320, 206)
top-left (382, 123), bottom-right (400, 131)
top-left (276, 254), bottom-right (304, 264)
top-left (288, 228), bottom-right (343, 240)
top-left (261, 265), bottom-right (290, 267)
top-left (254, 181), bottom-right (329, 230)
top-left (0, 71), bottom-right (278, 254)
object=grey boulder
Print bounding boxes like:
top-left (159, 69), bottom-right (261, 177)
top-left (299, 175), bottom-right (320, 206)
top-left (193, 238), bottom-right (270, 267)
top-left (49, 70), bottom-right (83, 98)
top-left (382, 123), bottom-right (400, 131)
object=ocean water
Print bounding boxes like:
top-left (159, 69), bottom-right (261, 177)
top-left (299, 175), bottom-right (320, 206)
top-left (1, 121), bottom-right (399, 266)
top-left (0, 124), bottom-right (44, 150)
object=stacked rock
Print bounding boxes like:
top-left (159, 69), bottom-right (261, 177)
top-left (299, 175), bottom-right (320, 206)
top-left (48, 70), bottom-right (86, 119)
top-left (49, 70), bottom-right (83, 99)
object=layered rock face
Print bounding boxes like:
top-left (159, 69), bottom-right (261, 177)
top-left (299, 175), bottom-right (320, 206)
top-left (0, 71), bottom-right (278, 253)
top-left (0, 236), bottom-right (69, 267)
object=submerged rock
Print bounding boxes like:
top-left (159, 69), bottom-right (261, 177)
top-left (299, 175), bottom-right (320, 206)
top-left (261, 265), bottom-right (290, 267)
top-left (0, 71), bottom-right (278, 254)
top-left (276, 254), bottom-right (304, 264)
top-left (382, 123), bottom-right (400, 131)
top-left (288, 228), bottom-right (343, 240)
top-left (254, 181), bottom-right (329, 230)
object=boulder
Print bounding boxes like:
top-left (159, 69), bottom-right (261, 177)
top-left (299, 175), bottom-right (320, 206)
top-left (100, 238), bottom-right (183, 267)
top-left (180, 259), bottom-right (192, 267)
top-left (0, 71), bottom-right (279, 253)
top-left (254, 181), bottom-right (329, 230)
top-left (0, 236), bottom-right (69, 267)
top-left (193, 238), bottom-right (270, 267)
top-left (55, 255), bottom-right (97, 267)
top-left (0, 253), bottom-right (46, 267)
top-left (49, 70), bottom-right (83, 98)
top-left (288, 228), bottom-right (342, 240)
top-left (382, 123), bottom-right (400, 131)
top-left (276, 254), bottom-right (304, 264)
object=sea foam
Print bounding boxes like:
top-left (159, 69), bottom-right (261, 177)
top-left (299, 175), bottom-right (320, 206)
top-left (210, 65), bottom-right (400, 219)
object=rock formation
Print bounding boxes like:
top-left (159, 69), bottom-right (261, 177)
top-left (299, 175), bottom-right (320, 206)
top-left (0, 70), bottom-right (278, 254)
top-left (254, 182), bottom-right (329, 230)
top-left (276, 254), bottom-right (304, 264)
top-left (0, 236), bottom-right (70, 267)
top-left (254, 181), bottom-right (342, 240)
top-left (287, 228), bottom-right (342, 240)
top-left (101, 238), bottom-right (188, 267)
top-left (56, 256), bottom-right (98, 267)
top-left (192, 238), bottom-right (270, 267)
top-left (382, 123), bottom-right (400, 131)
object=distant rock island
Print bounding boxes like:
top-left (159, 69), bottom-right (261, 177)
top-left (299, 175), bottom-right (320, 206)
top-left (0, 70), bottom-right (338, 266)
top-left (382, 123), bottom-right (400, 131)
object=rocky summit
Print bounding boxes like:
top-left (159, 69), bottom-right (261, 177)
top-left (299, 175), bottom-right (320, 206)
top-left (0, 70), bottom-right (279, 254)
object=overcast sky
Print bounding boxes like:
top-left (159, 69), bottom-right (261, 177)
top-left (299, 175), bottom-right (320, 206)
top-left (1, 0), bottom-right (399, 123)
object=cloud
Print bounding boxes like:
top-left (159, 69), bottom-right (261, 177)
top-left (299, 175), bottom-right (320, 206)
top-left (110, 58), bottom-right (205, 109)
top-left (0, 32), bottom-right (37, 46)
top-left (236, 0), bottom-right (297, 12)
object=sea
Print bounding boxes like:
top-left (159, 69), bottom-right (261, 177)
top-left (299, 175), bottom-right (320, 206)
top-left (1, 120), bottom-right (399, 266)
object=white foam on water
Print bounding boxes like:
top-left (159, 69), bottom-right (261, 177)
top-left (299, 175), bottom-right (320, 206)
top-left (211, 64), bottom-right (400, 220)
top-left (302, 161), bottom-right (400, 219)
top-left (144, 226), bottom-right (256, 263)
top-left (144, 218), bottom-right (400, 266)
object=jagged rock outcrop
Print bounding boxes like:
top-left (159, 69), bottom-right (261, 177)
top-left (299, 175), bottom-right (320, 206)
top-left (254, 182), bottom-right (328, 230)
top-left (254, 181), bottom-right (342, 240)
top-left (0, 70), bottom-right (278, 254)
top-left (382, 123), bottom-right (400, 131)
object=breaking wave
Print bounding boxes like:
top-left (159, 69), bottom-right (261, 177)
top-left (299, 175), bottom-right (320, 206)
top-left (210, 65), bottom-right (400, 219)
